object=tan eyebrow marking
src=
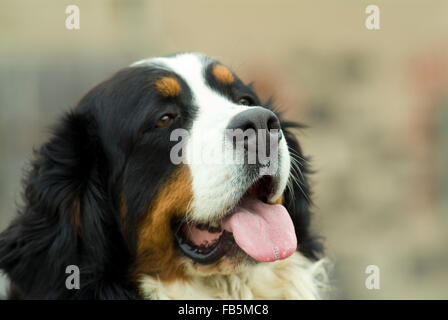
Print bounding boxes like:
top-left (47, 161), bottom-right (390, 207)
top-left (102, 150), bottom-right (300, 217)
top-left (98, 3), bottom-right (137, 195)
top-left (212, 64), bottom-right (234, 85)
top-left (154, 76), bottom-right (182, 97)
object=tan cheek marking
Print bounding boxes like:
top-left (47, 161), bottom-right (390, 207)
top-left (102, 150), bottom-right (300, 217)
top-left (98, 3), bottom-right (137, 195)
top-left (154, 77), bottom-right (181, 97)
top-left (134, 166), bottom-right (193, 283)
top-left (212, 64), bottom-right (235, 85)
top-left (273, 195), bottom-right (283, 205)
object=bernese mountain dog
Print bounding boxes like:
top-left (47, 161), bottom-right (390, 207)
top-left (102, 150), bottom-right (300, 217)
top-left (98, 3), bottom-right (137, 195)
top-left (0, 52), bottom-right (328, 299)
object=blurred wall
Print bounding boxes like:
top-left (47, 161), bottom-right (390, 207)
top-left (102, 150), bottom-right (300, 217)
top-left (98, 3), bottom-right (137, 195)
top-left (0, 0), bottom-right (447, 298)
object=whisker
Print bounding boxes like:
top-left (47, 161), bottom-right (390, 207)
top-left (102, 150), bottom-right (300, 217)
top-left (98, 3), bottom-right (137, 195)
top-left (287, 146), bottom-right (310, 164)
top-left (289, 154), bottom-right (306, 185)
top-left (288, 152), bottom-right (311, 204)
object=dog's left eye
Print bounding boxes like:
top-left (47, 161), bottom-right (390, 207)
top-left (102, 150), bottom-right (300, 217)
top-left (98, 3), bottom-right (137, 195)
top-left (238, 97), bottom-right (254, 106)
top-left (156, 113), bottom-right (176, 128)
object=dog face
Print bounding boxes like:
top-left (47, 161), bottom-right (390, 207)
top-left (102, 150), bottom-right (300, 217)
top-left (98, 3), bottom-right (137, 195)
top-left (0, 53), bottom-right (322, 299)
top-left (127, 53), bottom-right (294, 279)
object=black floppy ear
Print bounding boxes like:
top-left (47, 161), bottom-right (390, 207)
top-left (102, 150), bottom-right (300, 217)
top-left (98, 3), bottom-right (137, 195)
top-left (0, 110), bottom-right (136, 299)
top-left (281, 121), bottom-right (324, 260)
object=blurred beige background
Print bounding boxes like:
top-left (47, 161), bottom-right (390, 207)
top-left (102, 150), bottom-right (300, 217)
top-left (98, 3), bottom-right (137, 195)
top-left (1, 0), bottom-right (447, 299)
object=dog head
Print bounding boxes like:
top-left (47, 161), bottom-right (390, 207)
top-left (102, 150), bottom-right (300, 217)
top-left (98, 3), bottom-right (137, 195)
top-left (0, 53), bottom-right (322, 299)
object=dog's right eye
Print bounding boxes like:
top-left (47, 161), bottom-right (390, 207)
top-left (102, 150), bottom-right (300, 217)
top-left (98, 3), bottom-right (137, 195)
top-left (155, 113), bottom-right (176, 128)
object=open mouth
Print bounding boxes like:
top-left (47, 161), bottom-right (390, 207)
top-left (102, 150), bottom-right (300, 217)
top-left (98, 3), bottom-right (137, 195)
top-left (173, 175), bottom-right (297, 265)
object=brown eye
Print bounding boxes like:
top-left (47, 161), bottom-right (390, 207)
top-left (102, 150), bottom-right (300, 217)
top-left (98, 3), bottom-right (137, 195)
top-left (238, 97), bottom-right (253, 106)
top-left (156, 114), bottom-right (175, 128)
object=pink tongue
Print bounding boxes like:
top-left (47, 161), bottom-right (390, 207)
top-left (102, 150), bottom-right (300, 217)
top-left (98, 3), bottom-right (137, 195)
top-left (222, 196), bottom-right (297, 262)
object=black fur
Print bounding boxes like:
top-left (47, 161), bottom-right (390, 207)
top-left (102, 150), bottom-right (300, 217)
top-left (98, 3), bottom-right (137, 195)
top-left (0, 57), bottom-right (322, 299)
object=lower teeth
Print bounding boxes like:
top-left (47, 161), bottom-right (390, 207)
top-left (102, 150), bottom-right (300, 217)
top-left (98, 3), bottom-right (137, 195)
top-left (195, 222), bottom-right (221, 232)
top-left (209, 221), bottom-right (219, 227)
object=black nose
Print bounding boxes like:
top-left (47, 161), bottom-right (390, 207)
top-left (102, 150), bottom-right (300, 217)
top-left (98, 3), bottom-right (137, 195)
top-left (226, 107), bottom-right (281, 133)
top-left (226, 108), bottom-right (282, 152)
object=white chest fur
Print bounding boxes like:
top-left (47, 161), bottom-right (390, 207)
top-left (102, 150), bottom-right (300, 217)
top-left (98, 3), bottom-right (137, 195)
top-left (139, 252), bottom-right (329, 300)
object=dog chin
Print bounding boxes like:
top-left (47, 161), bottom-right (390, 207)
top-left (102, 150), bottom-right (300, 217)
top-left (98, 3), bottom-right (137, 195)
top-left (180, 250), bottom-right (257, 277)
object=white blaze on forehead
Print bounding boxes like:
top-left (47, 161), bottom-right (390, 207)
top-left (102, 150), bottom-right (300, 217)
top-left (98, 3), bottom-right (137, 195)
top-left (132, 53), bottom-right (291, 221)
top-left (134, 53), bottom-right (243, 124)
top-left (132, 54), bottom-right (244, 143)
